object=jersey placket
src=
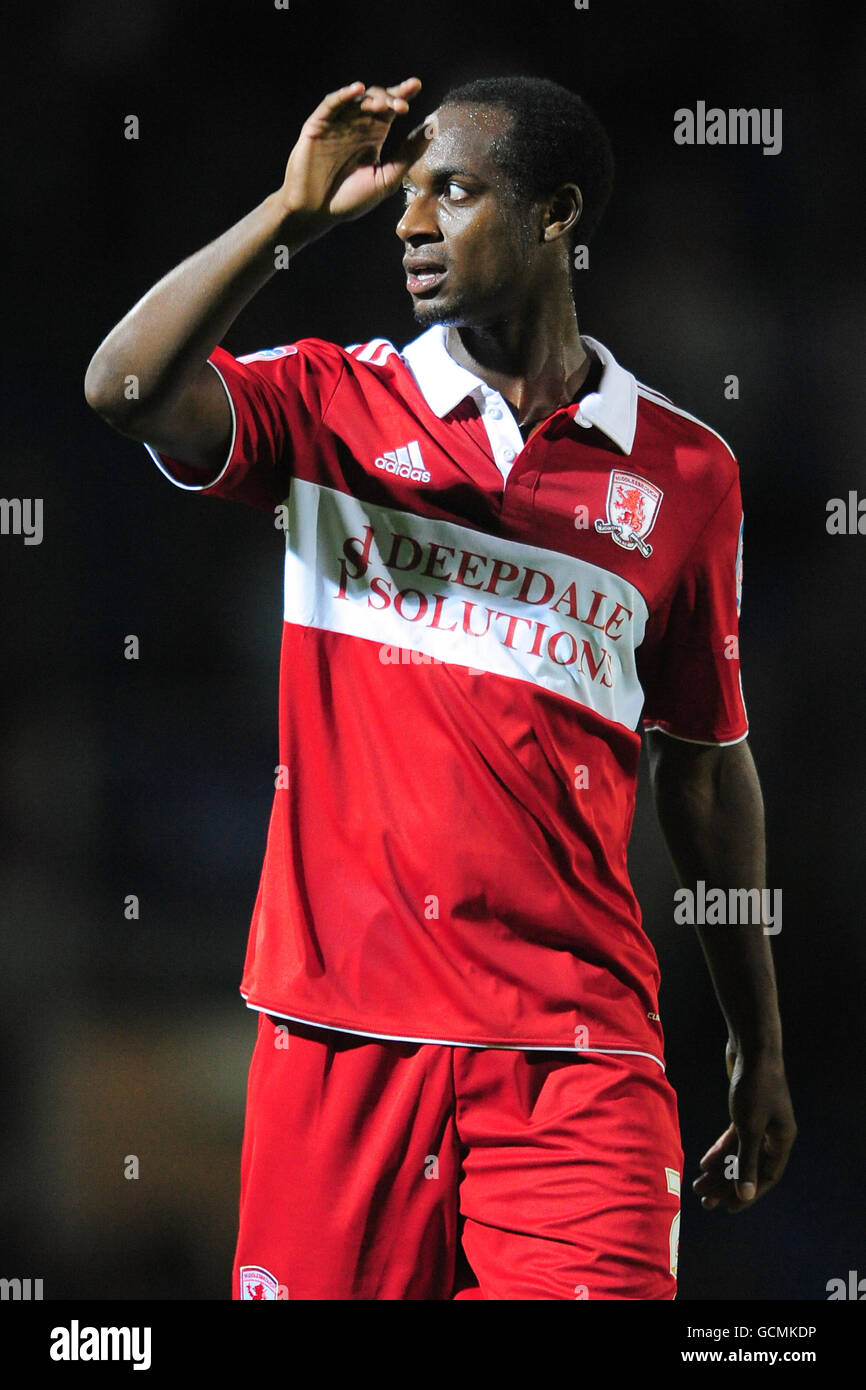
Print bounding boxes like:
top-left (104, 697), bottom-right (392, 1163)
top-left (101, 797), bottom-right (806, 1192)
top-left (479, 389), bottom-right (590, 536)
top-left (473, 382), bottom-right (525, 486)
top-left (472, 381), bottom-right (545, 531)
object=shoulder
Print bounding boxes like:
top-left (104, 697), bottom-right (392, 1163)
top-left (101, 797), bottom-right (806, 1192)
top-left (234, 335), bottom-right (413, 388)
top-left (584, 335), bottom-right (740, 502)
top-left (634, 376), bottom-right (738, 472)
top-left (626, 372), bottom-right (742, 526)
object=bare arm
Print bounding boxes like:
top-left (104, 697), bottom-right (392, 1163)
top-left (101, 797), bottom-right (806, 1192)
top-left (646, 731), bottom-right (797, 1212)
top-left (84, 78), bottom-right (424, 471)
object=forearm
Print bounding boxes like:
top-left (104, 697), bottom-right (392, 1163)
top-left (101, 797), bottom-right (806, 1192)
top-left (649, 737), bottom-right (783, 1055)
top-left (697, 924), bottom-right (782, 1056)
top-left (83, 192), bottom-right (319, 431)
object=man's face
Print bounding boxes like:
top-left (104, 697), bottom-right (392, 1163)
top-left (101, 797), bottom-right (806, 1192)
top-left (397, 103), bottom-right (538, 327)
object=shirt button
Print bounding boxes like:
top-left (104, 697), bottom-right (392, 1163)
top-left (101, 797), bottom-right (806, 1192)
top-left (503, 448), bottom-right (516, 462)
top-left (488, 407), bottom-right (503, 419)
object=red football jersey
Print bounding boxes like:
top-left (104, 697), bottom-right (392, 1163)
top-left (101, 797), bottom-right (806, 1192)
top-left (145, 327), bottom-right (748, 1066)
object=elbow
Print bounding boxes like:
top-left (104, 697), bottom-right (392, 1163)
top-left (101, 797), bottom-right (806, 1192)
top-left (84, 353), bottom-right (150, 436)
top-left (84, 352), bottom-right (122, 423)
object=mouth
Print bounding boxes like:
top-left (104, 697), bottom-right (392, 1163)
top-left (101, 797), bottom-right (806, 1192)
top-left (404, 262), bottom-right (447, 295)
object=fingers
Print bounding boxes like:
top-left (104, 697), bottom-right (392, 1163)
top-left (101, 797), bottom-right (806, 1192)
top-left (350, 83), bottom-right (428, 193)
top-left (385, 78), bottom-right (424, 100)
top-left (353, 78), bottom-right (422, 116)
top-left (734, 1126), bottom-right (761, 1204)
top-left (315, 79), bottom-right (422, 124)
top-left (319, 81), bottom-right (367, 114)
top-left (693, 1124), bottom-right (791, 1213)
top-left (693, 1121), bottom-right (751, 1211)
top-left (693, 1123), bottom-right (737, 1211)
top-left (355, 91), bottom-right (420, 131)
top-left (383, 118), bottom-right (435, 185)
top-left (698, 1124), bottom-right (736, 1170)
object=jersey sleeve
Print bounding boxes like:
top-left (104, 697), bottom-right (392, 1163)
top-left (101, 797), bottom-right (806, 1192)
top-left (638, 470), bottom-right (749, 745)
top-left (143, 340), bottom-right (345, 510)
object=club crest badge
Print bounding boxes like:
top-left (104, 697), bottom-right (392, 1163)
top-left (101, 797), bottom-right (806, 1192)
top-left (239, 1265), bottom-right (281, 1300)
top-left (595, 470), bottom-right (663, 557)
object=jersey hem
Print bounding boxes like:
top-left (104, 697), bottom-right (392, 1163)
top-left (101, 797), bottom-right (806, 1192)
top-left (240, 997), bottom-right (666, 1071)
top-left (643, 723), bottom-right (749, 747)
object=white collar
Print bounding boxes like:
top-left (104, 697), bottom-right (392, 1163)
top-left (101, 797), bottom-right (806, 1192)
top-left (400, 323), bottom-right (637, 455)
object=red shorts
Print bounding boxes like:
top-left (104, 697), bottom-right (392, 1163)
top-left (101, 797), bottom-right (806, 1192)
top-left (232, 1013), bottom-right (684, 1300)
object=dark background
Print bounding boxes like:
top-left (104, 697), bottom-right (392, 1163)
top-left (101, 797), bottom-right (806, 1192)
top-left (2, 0), bottom-right (863, 1300)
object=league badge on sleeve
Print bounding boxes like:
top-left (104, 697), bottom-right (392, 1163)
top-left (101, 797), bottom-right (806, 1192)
top-left (735, 514), bottom-right (744, 615)
top-left (595, 470), bottom-right (663, 557)
top-left (237, 346), bottom-right (299, 363)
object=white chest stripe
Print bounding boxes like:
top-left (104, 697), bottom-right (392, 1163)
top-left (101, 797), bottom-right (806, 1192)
top-left (283, 479), bottom-right (649, 729)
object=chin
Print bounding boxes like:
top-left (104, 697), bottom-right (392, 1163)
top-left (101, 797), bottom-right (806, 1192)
top-left (411, 284), bottom-right (516, 330)
top-left (412, 300), bottom-right (457, 326)
top-left (411, 295), bottom-right (479, 328)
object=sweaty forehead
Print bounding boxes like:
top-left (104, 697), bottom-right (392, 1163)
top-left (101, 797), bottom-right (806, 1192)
top-left (408, 103), bottom-right (514, 182)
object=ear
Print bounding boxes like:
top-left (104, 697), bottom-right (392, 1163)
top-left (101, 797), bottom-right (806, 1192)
top-left (542, 183), bottom-right (583, 243)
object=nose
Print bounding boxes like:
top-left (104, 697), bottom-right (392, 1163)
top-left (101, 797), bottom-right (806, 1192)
top-left (396, 192), bottom-right (441, 244)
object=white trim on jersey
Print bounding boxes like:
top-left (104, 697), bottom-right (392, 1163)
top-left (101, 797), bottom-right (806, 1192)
top-left (346, 338), bottom-right (400, 366)
top-left (143, 358), bottom-right (238, 490)
top-left (643, 723), bottom-right (749, 747)
top-left (241, 998), bottom-right (667, 1071)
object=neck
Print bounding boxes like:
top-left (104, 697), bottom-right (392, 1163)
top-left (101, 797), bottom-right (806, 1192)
top-left (445, 298), bottom-right (589, 430)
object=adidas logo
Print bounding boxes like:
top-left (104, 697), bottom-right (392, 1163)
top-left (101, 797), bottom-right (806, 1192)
top-left (374, 440), bottom-right (431, 483)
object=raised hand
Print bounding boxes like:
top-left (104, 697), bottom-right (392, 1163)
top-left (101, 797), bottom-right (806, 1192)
top-left (278, 79), bottom-right (426, 232)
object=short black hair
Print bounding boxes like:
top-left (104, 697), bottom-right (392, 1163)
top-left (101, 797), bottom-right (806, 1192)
top-left (440, 75), bottom-right (614, 246)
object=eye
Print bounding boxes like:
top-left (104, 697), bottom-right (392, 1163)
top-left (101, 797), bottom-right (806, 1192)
top-left (444, 181), bottom-right (470, 201)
